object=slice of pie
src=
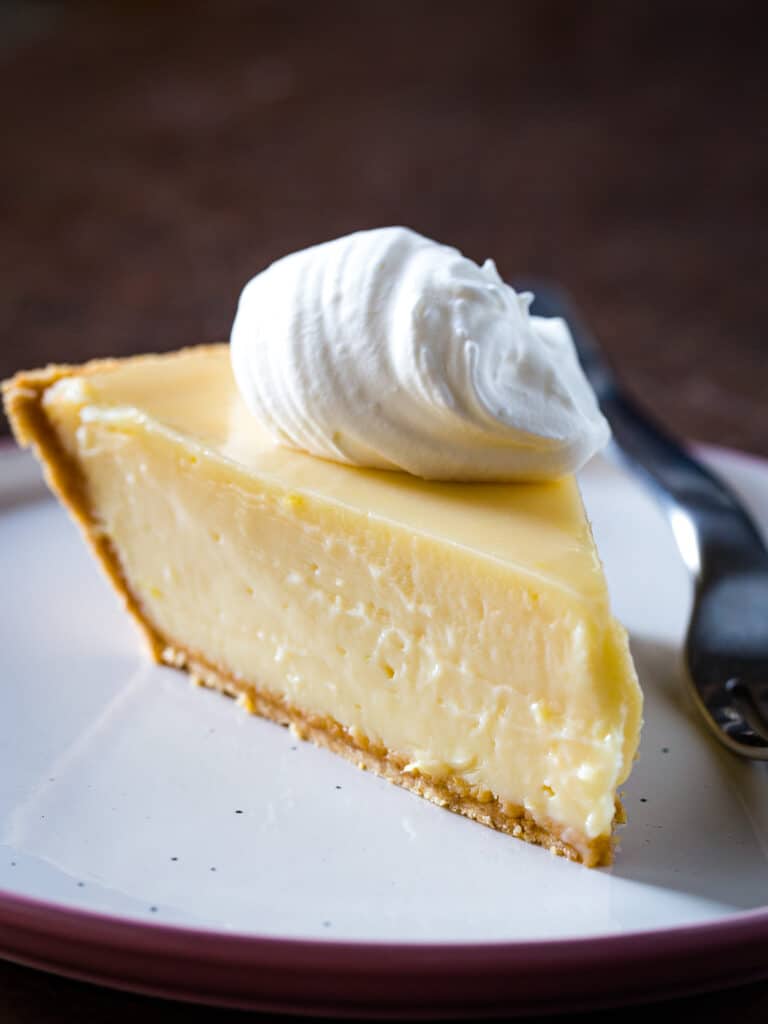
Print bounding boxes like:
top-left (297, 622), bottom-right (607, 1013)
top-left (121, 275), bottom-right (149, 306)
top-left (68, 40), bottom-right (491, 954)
top-left (3, 344), bottom-right (642, 866)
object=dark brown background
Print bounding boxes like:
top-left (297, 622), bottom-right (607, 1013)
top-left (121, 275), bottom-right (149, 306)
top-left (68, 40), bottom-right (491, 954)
top-left (1, 1), bottom-right (767, 1020)
top-left (2, 0), bottom-right (767, 453)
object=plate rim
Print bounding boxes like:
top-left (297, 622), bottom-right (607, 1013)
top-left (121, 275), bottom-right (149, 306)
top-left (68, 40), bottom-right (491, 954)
top-left (2, 439), bottom-right (768, 1015)
top-left (1, 884), bottom-right (767, 1015)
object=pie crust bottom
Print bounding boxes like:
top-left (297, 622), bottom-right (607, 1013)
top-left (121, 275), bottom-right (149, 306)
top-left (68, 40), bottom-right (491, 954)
top-left (158, 642), bottom-right (614, 868)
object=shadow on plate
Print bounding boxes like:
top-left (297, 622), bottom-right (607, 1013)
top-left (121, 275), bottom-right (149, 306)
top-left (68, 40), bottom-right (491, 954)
top-left (610, 634), bottom-right (768, 908)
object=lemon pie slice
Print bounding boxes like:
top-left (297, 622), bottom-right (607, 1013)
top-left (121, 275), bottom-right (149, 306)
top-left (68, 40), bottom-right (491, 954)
top-left (3, 344), bottom-right (642, 866)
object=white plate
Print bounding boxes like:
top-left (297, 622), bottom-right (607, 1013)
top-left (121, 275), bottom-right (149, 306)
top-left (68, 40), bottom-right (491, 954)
top-left (1, 442), bottom-right (767, 1014)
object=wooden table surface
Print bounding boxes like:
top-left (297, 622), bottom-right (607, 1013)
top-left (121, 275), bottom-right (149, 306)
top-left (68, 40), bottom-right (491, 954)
top-left (1, 1), bottom-right (766, 1020)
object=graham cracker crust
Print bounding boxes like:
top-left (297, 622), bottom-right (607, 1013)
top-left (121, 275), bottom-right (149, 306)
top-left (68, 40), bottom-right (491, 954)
top-left (3, 353), bottom-right (616, 869)
top-left (1, 350), bottom-right (224, 657)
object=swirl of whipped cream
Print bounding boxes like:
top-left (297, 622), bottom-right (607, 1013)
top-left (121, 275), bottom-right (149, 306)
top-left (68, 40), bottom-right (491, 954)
top-left (230, 227), bottom-right (609, 481)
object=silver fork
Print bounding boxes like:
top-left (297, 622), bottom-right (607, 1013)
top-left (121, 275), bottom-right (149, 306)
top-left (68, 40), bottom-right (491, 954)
top-left (527, 284), bottom-right (768, 760)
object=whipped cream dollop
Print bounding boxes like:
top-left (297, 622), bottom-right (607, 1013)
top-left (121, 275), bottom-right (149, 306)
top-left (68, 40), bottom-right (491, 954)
top-left (230, 227), bottom-right (609, 481)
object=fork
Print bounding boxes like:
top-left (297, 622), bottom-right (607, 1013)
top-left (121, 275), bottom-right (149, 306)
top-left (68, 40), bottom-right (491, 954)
top-left (527, 284), bottom-right (768, 760)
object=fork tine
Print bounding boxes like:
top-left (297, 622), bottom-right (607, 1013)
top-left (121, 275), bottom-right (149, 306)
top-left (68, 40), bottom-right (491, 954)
top-left (726, 680), bottom-right (768, 742)
top-left (692, 677), bottom-right (768, 756)
top-left (743, 681), bottom-right (768, 731)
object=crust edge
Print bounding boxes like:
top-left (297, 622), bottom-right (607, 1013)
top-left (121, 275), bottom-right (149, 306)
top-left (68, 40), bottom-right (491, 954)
top-left (2, 347), bottom-right (226, 657)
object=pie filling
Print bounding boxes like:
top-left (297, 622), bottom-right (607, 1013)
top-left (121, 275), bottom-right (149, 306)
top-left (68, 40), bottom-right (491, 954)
top-left (4, 347), bottom-right (642, 865)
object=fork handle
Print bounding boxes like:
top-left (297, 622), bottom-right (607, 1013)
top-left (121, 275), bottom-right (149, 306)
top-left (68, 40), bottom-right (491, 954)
top-left (600, 390), bottom-right (767, 579)
top-left (528, 286), bottom-right (768, 582)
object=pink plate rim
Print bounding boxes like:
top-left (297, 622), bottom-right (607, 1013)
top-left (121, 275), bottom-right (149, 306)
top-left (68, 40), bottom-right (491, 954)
top-left (1, 886), bottom-right (767, 1017)
top-left (1, 439), bottom-right (767, 1015)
